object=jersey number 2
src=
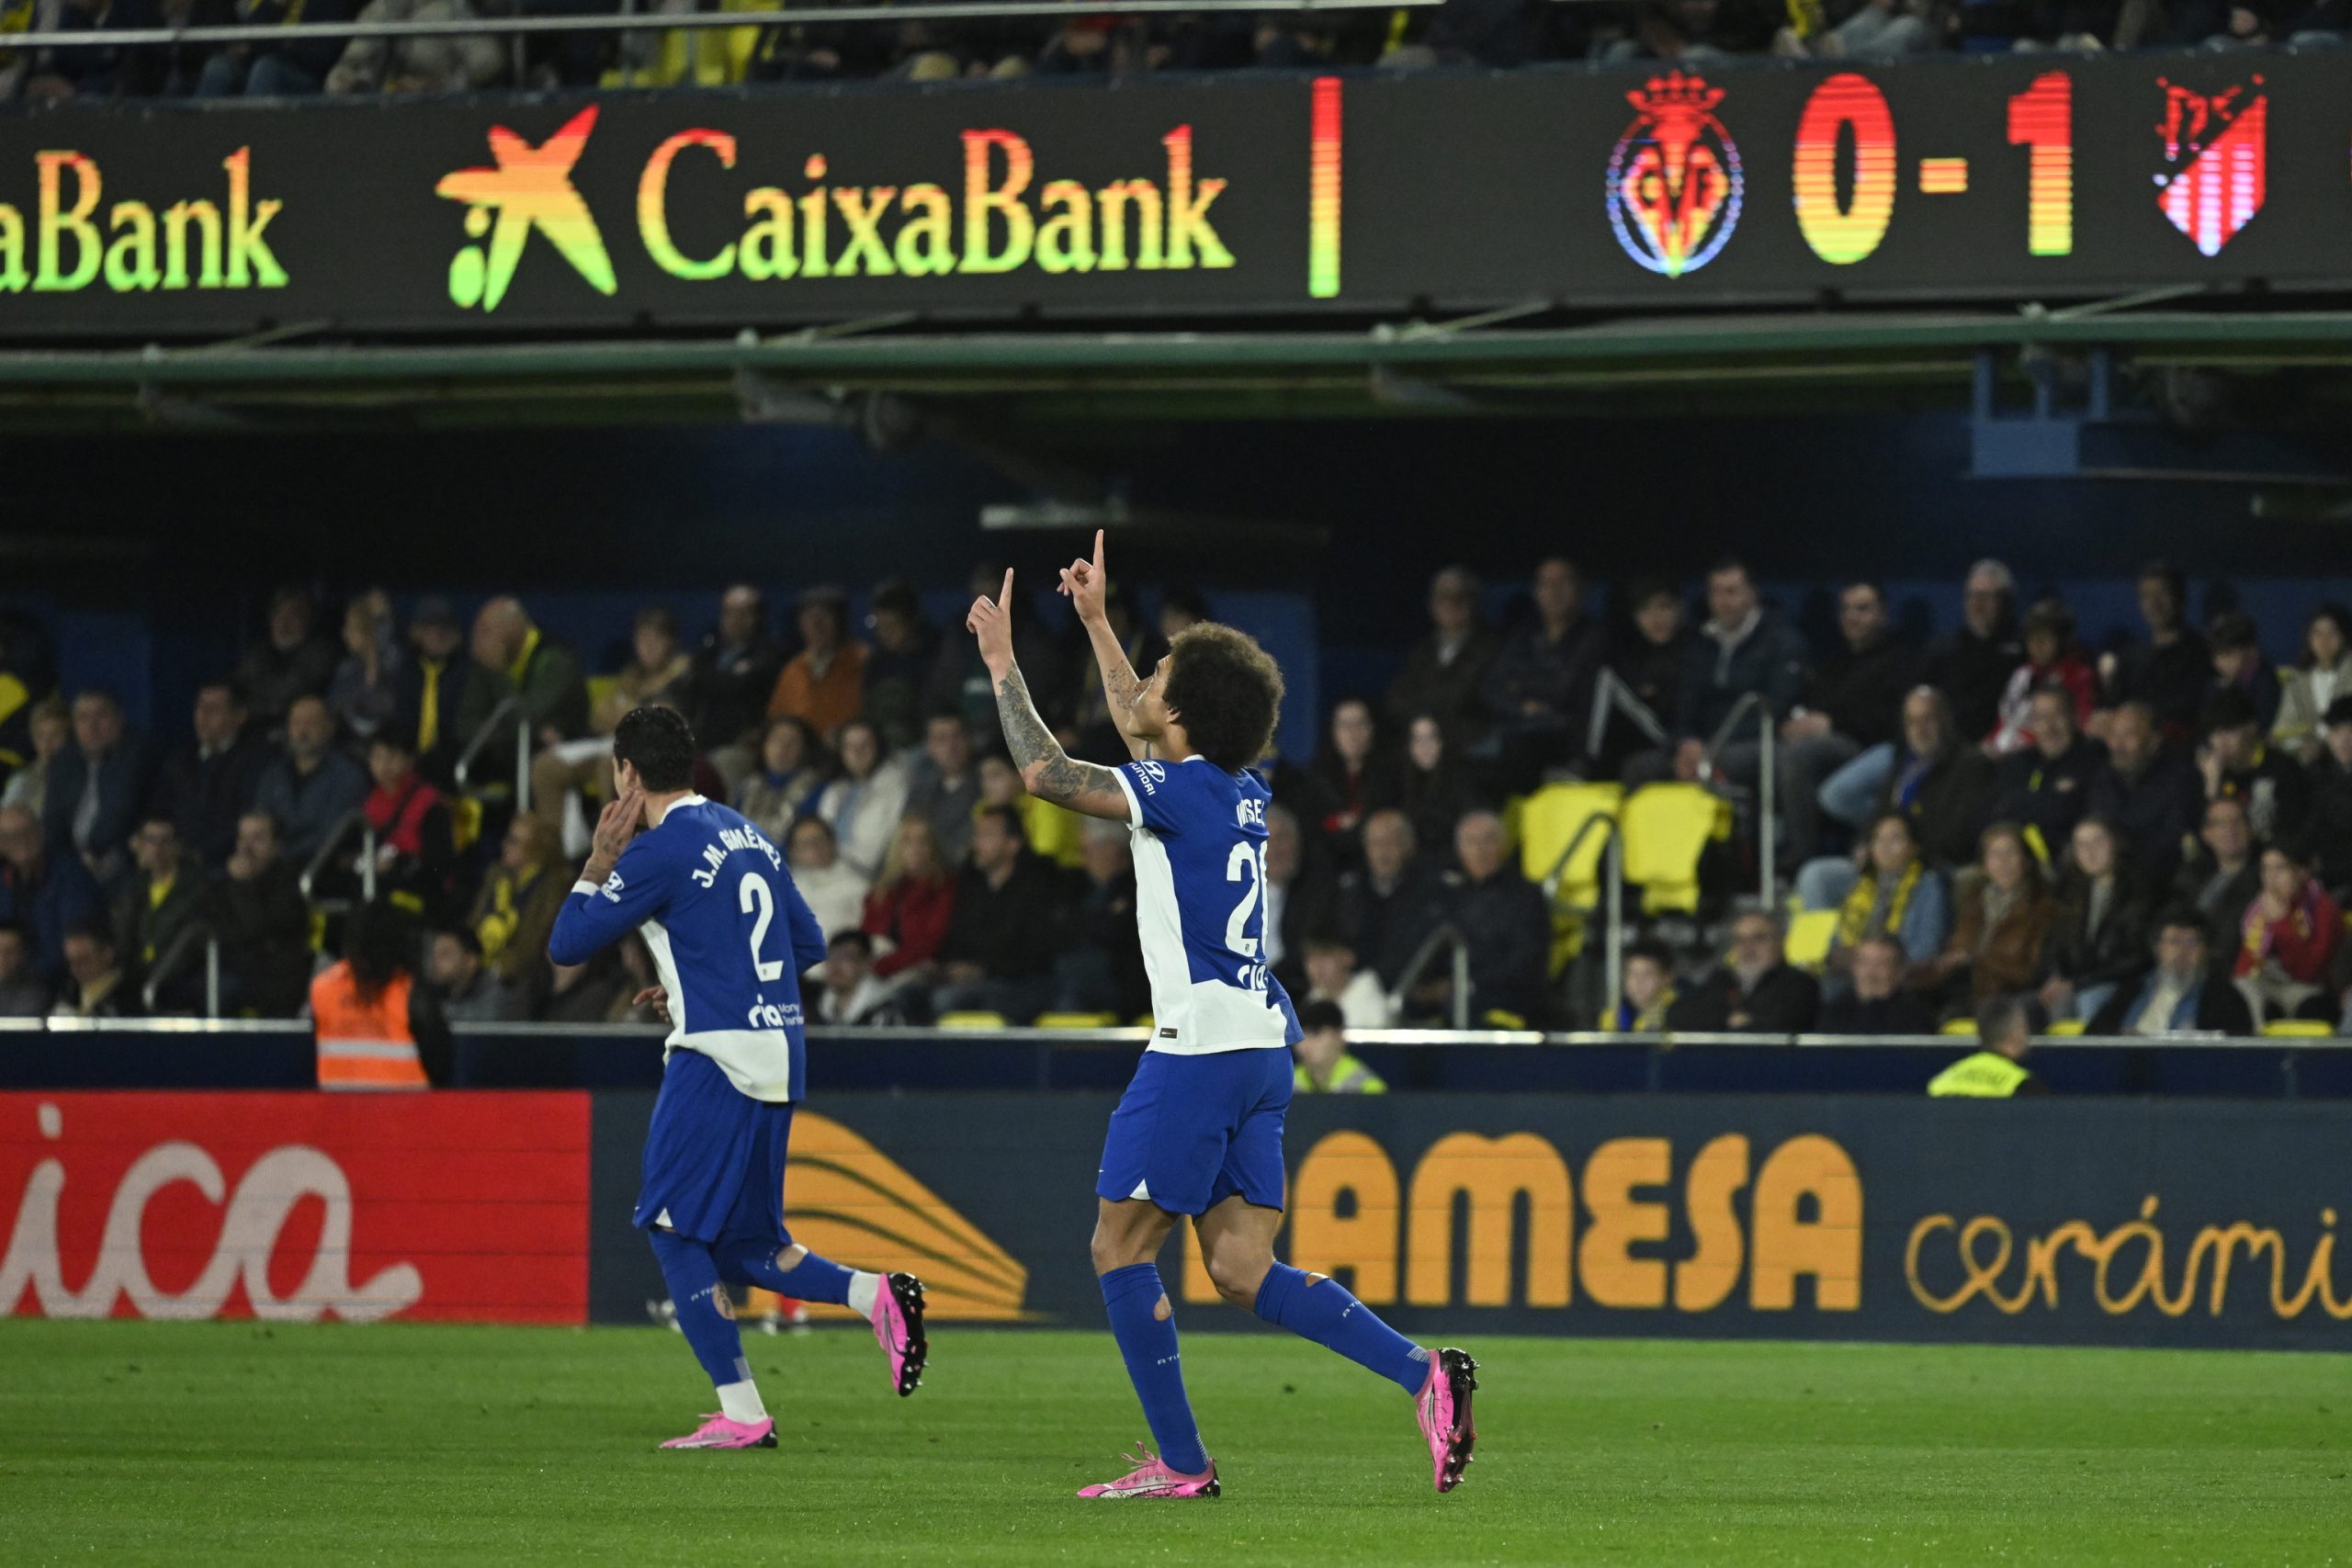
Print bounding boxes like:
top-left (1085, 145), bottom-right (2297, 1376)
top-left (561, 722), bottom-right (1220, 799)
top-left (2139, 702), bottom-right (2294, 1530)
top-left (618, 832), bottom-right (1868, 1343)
top-left (740, 873), bottom-right (786, 982)
top-left (1225, 842), bottom-right (1268, 958)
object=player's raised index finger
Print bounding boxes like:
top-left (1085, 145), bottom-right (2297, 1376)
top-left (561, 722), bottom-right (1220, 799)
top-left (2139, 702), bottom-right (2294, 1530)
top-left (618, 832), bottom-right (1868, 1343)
top-left (1092, 528), bottom-right (1105, 574)
top-left (999, 568), bottom-right (1015, 606)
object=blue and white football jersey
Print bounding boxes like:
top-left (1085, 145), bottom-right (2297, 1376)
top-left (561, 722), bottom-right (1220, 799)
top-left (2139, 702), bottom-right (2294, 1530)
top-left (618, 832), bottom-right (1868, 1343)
top-left (548, 795), bottom-right (826, 1102)
top-left (1113, 757), bottom-right (1302, 1055)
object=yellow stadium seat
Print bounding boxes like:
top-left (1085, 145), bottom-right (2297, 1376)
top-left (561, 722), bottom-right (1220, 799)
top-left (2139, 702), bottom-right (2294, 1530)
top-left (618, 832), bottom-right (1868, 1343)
top-left (1499, 794), bottom-right (1526, 853)
top-left (2262, 1020), bottom-right (2335, 1038)
top-left (1035, 1012), bottom-right (1120, 1030)
top-left (1482, 1010), bottom-right (1529, 1031)
top-left (0, 673), bottom-right (27, 766)
top-left (584, 674), bottom-right (621, 716)
top-left (1517, 783), bottom-right (1624, 905)
top-left (2047, 1018), bottom-right (2086, 1036)
top-left (1783, 908), bottom-right (1838, 972)
top-left (936, 1011), bottom-right (1009, 1031)
top-left (1940, 1017), bottom-right (1977, 1035)
top-left (1620, 784), bottom-right (1727, 916)
top-left (600, 0), bottom-right (764, 87)
top-left (1016, 795), bottom-right (1087, 869)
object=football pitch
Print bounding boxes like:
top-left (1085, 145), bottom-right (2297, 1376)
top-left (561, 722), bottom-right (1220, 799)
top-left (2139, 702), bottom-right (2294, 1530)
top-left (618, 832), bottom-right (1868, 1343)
top-left (3, 1321), bottom-right (2346, 1565)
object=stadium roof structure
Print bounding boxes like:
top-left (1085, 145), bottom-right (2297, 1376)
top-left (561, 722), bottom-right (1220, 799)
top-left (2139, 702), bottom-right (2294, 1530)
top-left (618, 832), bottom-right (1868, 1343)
top-left (6, 304), bottom-right (2352, 433)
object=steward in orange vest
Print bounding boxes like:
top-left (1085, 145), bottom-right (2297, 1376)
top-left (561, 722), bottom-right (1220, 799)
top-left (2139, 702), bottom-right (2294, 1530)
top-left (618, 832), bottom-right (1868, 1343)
top-left (311, 905), bottom-right (450, 1090)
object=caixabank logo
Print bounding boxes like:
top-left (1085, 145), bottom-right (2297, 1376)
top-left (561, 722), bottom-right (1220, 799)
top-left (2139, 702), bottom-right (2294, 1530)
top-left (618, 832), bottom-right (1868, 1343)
top-left (434, 104), bottom-right (1238, 312)
top-left (1605, 71), bottom-right (1744, 278)
top-left (0, 146), bottom-right (285, 295)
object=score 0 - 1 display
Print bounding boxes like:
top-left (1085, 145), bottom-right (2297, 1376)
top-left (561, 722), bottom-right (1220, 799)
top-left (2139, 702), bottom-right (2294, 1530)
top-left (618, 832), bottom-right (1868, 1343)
top-left (1342, 51), bottom-right (2344, 310)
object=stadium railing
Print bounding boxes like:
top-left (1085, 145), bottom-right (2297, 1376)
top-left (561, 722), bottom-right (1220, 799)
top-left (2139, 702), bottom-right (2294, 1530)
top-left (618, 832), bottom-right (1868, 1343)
top-left (453, 695), bottom-right (535, 814)
top-left (8, 1018), bottom-right (2349, 1099)
top-left (140, 924), bottom-right (223, 1019)
top-left (1386, 922), bottom-right (1474, 1032)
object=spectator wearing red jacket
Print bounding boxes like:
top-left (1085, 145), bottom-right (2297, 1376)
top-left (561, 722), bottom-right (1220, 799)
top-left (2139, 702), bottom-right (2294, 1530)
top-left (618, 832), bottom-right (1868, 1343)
top-left (363, 733), bottom-right (457, 923)
top-left (862, 817), bottom-right (956, 996)
top-left (2233, 840), bottom-right (2339, 1025)
top-left (1987, 599), bottom-right (2098, 758)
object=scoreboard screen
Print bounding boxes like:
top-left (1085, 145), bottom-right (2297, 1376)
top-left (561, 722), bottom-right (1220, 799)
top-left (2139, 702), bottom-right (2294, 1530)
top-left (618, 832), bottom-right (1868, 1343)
top-left (1336, 52), bottom-right (2343, 308)
top-left (0, 51), bottom-right (2344, 340)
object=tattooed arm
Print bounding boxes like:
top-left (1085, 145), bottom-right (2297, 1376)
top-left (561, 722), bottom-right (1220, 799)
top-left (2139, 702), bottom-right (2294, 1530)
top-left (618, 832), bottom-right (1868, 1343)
top-left (992, 665), bottom-right (1133, 822)
top-left (968, 566), bottom-right (1132, 822)
top-left (1058, 529), bottom-right (1150, 761)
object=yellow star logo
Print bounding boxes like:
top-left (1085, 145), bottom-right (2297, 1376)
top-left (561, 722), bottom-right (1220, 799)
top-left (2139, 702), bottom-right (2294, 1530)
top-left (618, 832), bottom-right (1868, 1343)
top-left (435, 105), bottom-right (618, 311)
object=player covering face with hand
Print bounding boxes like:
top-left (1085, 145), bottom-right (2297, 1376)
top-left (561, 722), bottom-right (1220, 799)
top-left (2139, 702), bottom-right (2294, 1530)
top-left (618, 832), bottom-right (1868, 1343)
top-left (966, 533), bottom-right (1478, 1500)
top-left (547, 705), bottom-right (928, 1451)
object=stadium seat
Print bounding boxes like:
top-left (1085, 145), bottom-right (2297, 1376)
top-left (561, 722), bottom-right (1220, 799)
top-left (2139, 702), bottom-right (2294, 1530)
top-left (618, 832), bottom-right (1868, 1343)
top-left (1517, 782), bottom-right (1624, 901)
top-left (1017, 796), bottom-right (1086, 869)
top-left (1941, 1018), bottom-right (1977, 1035)
top-left (936, 1011), bottom-right (1010, 1031)
top-left (601, 0), bottom-right (764, 86)
top-left (2047, 1018), bottom-right (2086, 1036)
top-left (2261, 1020), bottom-right (2335, 1038)
top-left (583, 674), bottom-right (621, 716)
top-left (1620, 784), bottom-right (1726, 916)
top-left (1034, 1012), bottom-right (1120, 1029)
top-left (1783, 908), bottom-right (1838, 972)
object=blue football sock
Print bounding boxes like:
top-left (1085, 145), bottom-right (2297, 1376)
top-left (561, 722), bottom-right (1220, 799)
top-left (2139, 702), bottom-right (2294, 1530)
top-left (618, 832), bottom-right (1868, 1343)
top-left (1254, 1263), bottom-right (1428, 1396)
top-left (648, 1228), bottom-right (752, 1391)
top-left (1100, 1264), bottom-right (1210, 1474)
top-left (714, 1235), bottom-right (855, 1307)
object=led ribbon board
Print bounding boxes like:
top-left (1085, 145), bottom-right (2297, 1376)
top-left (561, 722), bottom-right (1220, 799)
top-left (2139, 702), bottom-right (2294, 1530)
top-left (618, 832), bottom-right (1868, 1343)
top-left (0, 52), bottom-right (2346, 340)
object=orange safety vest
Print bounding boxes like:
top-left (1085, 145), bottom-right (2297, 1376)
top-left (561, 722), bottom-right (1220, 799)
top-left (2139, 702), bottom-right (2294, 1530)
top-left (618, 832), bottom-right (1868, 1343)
top-left (311, 963), bottom-right (429, 1091)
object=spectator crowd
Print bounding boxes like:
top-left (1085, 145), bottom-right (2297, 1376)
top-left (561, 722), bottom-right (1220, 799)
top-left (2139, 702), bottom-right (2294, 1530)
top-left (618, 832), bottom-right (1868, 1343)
top-left (5, 552), bottom-right (2351, 1043)
top-left (1, 0), bottom-right (2343, 106)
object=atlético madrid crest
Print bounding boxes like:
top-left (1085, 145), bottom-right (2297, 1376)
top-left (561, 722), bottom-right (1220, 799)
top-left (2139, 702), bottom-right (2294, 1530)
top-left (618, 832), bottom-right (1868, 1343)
top-left (2154, 76), bottom-right (2267, 257)
top-left (1607, 71), bottom-right (1744, 278)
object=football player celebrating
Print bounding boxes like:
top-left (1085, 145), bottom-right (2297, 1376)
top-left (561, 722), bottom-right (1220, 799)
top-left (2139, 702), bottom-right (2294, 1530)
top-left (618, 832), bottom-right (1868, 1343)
top-left (965, 535), bottom-right (1478, 1499)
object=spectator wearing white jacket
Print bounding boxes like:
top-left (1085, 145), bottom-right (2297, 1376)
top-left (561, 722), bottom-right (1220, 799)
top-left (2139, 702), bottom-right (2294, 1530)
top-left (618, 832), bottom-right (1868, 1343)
top-left (810, 718), bottom-right (910, 880)
top-left (786, 815), bottom-right (871, 948)
top-left (1302, 933), bottom-right (1396, 1030)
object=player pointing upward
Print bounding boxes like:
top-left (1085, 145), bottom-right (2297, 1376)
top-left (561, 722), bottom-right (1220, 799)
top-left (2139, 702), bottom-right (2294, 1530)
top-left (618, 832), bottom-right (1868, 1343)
top-left (965, 534), bottom-right (1478, 1500)
top-left (547, 706), bottom-right (928, 1451)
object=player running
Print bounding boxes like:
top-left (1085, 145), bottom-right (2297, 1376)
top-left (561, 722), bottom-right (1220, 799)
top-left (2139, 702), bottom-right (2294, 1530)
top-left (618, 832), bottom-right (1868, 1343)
top-left (963, 535), bottom-right (1477, 1500)
top-left (548, 705), bottom-right (928, 1451)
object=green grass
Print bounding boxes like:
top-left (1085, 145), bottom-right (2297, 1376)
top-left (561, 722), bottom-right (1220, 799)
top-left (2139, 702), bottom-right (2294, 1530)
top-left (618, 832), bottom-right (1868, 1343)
top-left (2, 1322), bottom-right (2348, 1565)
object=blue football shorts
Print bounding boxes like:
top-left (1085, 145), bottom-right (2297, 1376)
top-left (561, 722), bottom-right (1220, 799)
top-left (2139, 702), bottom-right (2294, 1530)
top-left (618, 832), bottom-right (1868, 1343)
top-left (1094, 1046), bottom-right (1294, 1216)
top-left (635, 1046), bottom-right (795, 1248)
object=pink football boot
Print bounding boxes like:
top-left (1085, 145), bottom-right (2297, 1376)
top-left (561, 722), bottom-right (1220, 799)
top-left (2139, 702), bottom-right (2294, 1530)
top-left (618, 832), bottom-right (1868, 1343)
top-left (1077, 1443), bottom-right (1222, 1500)
top-left (871, 1272), bottom-right (929, 1396)
top-left (1413, 1348), bottom-right (1479, 1494)
top-left (660, 1413), bottom-right (776, 1450)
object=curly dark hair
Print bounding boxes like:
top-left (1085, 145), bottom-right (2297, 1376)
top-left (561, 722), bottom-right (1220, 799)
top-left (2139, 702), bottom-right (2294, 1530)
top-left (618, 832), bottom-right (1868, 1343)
top-left (1163, 623), bottom-right (1285, 773)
